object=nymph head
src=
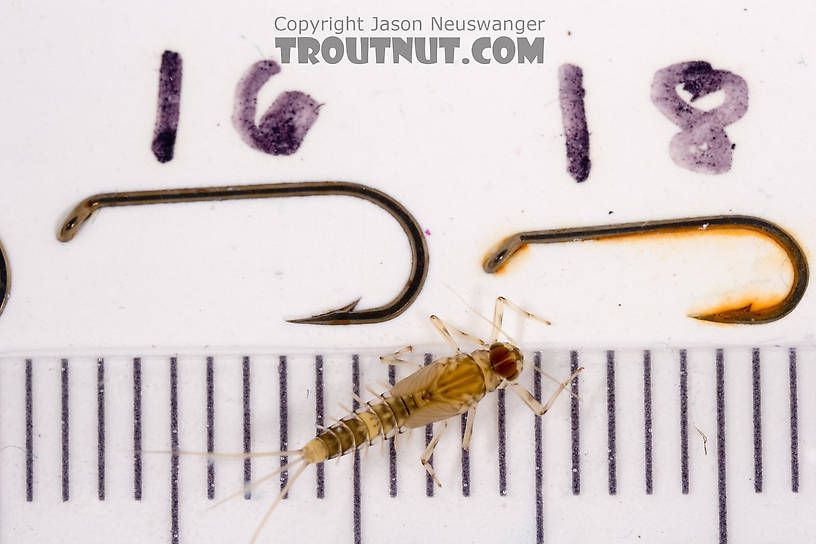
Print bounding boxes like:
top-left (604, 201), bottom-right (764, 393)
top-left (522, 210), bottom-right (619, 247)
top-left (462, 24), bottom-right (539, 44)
top-left (489, 342), bottom-right (524, 381)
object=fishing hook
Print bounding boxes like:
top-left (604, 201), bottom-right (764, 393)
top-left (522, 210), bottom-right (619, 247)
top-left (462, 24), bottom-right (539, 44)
top-left (0, 241), bottom-right (8, 318)
top-left (58, 181), bottom-right (428, 325)
top-left (483, 215), bottom-right (808, 324)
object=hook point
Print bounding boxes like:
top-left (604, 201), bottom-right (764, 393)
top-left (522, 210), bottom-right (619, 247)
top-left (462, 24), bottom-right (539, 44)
top-left (287, 297), bottom-right (362, 325)
top-left (689, 303), bottom-right (759, 324)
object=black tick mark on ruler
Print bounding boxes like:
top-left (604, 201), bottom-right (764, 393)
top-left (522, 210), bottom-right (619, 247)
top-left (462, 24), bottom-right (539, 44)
top-left (716, 349), bottom-right (727, 544)
top-left (424, 353), bottom-right (435, 497)
top-left (279, 356), bottom-right (289, 495)
top-left (133, 357), bottom-right (142, 501)
top-left (243, 356), bottom-right (252, 500)
top-left (25, 358), bottom-right (33, 502)
top-left (207, 356), bottom-right (215, 500)
top-left (170, 357), bottom-right (179, 544)
top-left (315, 355), bottom-right (325, 499)
top-left (388, 363), bottom-right (398, 498)
top-left (788, 348), bottom-right (799, 493)
top-left (97, 358), bottom-right (105, 501)
top-left (752, 348), bottom-right (763, 493)
top-left (352, 354), bottom-right (362, 544)
top-left (679, 349), bottom-right (689, 495)
top-left (460, 409), bottom-right (470, 498)
top-left (606, 350), bottom-right (616, 495)
top-left (61, 358), bottom-right (69, 502)
top-left (498, 384), bottom-right (507, 496)
top-left (643, 350), bottom-right (653, 495)
top-left (570, 350), bottom-right (581, 496)
top-left (534, 352), bottom-right (544, 544)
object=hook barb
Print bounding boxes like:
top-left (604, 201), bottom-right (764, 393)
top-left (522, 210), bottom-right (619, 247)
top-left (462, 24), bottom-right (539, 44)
top-left (483, 215), bottom-right (808, 324)
top-left (286, 297), bottom-right (362, 325)
top-left (58, 182), bottom-right (428, 325)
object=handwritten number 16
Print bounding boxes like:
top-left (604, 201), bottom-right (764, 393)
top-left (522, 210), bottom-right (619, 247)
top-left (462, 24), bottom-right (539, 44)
top-left (151, 51), bottom-right (320, 162)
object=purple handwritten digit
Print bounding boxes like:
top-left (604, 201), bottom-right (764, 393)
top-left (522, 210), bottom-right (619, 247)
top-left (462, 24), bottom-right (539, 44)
top-left (558, 63), bottom-right (591, 183)
top-left (232, 60), bottom-right (320, 155)
top-left (151, 51), bottom-right (183, 163)
top-left (651, 61), bottom-right (748, 174)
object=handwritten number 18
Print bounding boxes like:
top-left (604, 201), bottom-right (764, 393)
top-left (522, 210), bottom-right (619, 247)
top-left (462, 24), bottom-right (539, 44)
top-left (558, 60), bottom-right (748, 181)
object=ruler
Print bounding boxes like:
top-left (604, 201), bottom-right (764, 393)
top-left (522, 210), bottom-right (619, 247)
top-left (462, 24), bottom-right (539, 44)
top-left (0, 346), bottom-right (812, 543)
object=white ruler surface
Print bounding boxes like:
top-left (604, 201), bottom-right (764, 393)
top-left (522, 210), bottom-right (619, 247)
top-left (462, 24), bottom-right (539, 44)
top-left (1, 345), bottom-right (812, 543)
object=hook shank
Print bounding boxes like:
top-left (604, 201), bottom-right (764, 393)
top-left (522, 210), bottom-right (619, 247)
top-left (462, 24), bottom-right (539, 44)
top-left (58, 181), bottom-right (428, 325)
top-left (484, 215), bottom-right (808, 324)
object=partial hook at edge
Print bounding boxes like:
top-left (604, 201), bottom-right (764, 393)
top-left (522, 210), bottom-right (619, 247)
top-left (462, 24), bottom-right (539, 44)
top-left (483, 215), bottom-right (808, 324)
top-left (0, 241), bottom-right (9, 318)
top-left (58, 182), bottom-right (428, 325)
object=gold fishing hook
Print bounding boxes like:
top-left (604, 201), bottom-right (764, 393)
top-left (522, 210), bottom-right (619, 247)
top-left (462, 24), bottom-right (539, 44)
top-left (58, 181), bottom-right (429, 325)
top-left (483, 215), bottom-right (808, 324)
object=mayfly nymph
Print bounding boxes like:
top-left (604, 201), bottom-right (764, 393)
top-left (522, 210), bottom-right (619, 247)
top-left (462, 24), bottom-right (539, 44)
top-left (214, 297), bottom-right (582, 542)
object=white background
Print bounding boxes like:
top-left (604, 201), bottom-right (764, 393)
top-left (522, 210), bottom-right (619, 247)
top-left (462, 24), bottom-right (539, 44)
top-left (1, 0), bottom-right (815, 352)
top-left (2, 2), bottom-right (815, 544)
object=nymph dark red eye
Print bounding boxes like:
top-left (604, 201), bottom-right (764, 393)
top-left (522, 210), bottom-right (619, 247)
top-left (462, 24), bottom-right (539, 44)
top-left (489, 343), bottom-right (520, 380)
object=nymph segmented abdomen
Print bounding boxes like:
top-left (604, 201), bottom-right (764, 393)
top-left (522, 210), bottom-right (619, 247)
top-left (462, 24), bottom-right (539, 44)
top-left (302, 394), bottom-right (412, 464)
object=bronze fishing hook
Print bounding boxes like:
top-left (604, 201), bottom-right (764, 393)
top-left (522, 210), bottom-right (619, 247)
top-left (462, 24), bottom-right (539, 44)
top-left (58, 181), bottom-right (428, 325)
top-left (483, 215), bottom-right (808, 324)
